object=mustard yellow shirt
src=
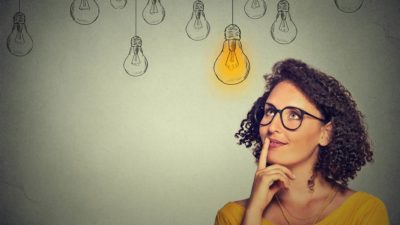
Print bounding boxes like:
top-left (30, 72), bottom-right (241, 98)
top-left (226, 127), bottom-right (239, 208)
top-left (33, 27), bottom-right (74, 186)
top-left (214, 192), bottom-right (389, 225)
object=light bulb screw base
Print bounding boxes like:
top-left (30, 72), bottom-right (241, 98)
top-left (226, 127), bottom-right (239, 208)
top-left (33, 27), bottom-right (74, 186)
top-left (13, 12), bottom-right (26, 24)
top-left (224, 24), bottom-right (241, 40)
top-left (131, 36), bottom-right (143, 47)
top-left (193, 0), bottom-right (204, 11)
top-left (278, 0), bottom-right (290, 12)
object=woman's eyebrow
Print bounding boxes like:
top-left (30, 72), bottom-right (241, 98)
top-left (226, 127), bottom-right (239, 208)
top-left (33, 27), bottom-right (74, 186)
top-left (265, 102), bottom-right (276, 107)
top-left (265, 102), bottom-right (303, 110)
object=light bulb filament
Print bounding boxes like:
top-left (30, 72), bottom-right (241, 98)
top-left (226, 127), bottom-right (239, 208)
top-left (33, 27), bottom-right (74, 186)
top-left (15, 24), bottom-right (25, 43)
top-left (79, 0), bottom-right (90, 10)
top-left (150, 0), bottom-right (159, 14)
top-left (225, 40), bottom-right (239, 70)
top-left (252, 0), bottom-right (261, 9)
top-left (194, 11), bottom-right (203, 29)
top-left (278, 13), bottom-right (289, 32)
top-left (132, 56), bottom-right (141, 66)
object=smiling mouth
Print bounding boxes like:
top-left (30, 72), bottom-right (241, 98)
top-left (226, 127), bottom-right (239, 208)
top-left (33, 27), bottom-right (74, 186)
top-left (269, 139), bottom-right (287, 149)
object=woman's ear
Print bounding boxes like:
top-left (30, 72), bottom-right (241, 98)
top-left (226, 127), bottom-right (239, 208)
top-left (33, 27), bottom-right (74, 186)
top-left (319, 122), bottom-right (333, 147)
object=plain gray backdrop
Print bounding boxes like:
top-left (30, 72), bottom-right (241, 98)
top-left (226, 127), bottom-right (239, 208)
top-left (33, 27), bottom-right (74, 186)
top-left (0, 0), bottom-right (399, 224)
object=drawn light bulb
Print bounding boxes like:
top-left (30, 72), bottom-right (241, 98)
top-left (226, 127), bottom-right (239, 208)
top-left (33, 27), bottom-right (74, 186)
top-left (111, 0), bottom-right (127, 9)
top-left (7, 12), bottom-right (33, 56)
top-left (334, 0), bottom-right (364, 13)
top-left (124, 36), bottom-right (148, 76)
top-left (271, 0), bottom-right (297, 44)
top-left (70, 0), bottom-right (100, 25)
top-left (186, 0), bottom-right (210, 41)
top-left (244, 0), bottom-right (267, 19)
top-left (142, 0), bottom-right (165, 25)
top-left (214, 24), bottom-right (250, 85)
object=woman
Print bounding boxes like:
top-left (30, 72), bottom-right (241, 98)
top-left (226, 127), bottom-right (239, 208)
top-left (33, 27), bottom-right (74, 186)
top-left (214, 59), bottom-right (389, 225)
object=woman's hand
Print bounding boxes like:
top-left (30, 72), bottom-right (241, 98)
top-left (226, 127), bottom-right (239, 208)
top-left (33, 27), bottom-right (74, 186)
top-left (241, 138), bottom-right (295, 224)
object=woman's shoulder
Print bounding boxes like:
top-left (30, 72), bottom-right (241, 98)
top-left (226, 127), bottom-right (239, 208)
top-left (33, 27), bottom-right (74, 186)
top-left (215, 200), bottom-right (248, 225)
top-left (326, 190), bottom-right (389, 224)
top-left (217, 199), bottom-right (247, 214)
top-left (346, 191), bottom-right (386, 206)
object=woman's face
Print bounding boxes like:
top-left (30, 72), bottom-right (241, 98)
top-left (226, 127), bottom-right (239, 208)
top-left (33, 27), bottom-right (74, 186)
top-left (259, 80), bottom-right (331, 167)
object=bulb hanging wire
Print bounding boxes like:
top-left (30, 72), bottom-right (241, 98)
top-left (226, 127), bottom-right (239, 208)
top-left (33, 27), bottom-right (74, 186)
top-left (135, 0), bottom-right (137, 36)
top-left (123, 0), bottom-right (148, 76)
top-left (231, 0), bottom-right (234, 24)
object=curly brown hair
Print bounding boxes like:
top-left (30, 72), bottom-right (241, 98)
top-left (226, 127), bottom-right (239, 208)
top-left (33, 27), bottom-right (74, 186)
top-left (235, 58), bottom-right (373, 186)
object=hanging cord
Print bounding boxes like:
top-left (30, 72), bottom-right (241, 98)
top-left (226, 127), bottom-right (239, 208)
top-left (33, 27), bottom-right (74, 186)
top-left (231, 0), bottom-right (234, 24)
top-left (134, 0), bottom-right (137, 36)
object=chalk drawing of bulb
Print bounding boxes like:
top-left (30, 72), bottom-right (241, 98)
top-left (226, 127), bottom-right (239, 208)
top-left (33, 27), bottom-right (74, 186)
top-left (111, 0), bottom-right (127, 9)
top-left (271, 0), bottom-right (297, 44)
top-left (334, 0), bottom-right (364, 13)
top-left (124, 36), bottom-right (148, 77)
top-left (7, 12), bottom-right (33, 56)
top-left (186, 0), bottom-right (210, 41)
top-left (244, 0), bottom-right (267, 19)
top-left (214, 24), bottom-right (250, 85)
top-left (70, 0), bottom-right (100, 25)
top-left (142, 0), bottom-right (165, 25)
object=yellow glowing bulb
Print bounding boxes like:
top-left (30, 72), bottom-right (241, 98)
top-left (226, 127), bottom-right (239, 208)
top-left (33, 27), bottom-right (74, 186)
top-left (214, 24), bottom-right (250, 85)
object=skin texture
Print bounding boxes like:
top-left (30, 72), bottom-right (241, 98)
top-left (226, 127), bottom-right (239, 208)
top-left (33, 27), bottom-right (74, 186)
top-left (235, 59), bottom-right (373, 187)
top-left (260, 81), bottom-right (331, 167)
top-left (240, 81), bottom-right (354, 225)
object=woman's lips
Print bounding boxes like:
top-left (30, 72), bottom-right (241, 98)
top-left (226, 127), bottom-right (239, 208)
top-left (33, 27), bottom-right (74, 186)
top-left (269, 139), bottom-right (287, 149)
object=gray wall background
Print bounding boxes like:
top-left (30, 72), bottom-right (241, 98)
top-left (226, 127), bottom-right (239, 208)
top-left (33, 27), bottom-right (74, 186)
top-left (0, 0), bottom-right (399, 224)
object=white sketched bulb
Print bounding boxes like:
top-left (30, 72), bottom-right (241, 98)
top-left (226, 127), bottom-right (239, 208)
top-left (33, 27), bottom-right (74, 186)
top-left (244, 0), bottom-right (267, 19)
top-left (214, 24), bottom-right (250, 85)
top-left (7, 12), bottom-right (33, 56)
top-left (270, 0), bottom-right (297, 44)
top-left (124, 36), bottom-right (148, 77)
top-left (70, 0), bottom-right (100, 25)
top-left (334, 0), bottom-right (364, 13)
top-left (111, 0), bottom-right (127, 9)
top-left (142, 0), bottom-right (165, 25)
top-left (186, 0), bottom-right (210, 41)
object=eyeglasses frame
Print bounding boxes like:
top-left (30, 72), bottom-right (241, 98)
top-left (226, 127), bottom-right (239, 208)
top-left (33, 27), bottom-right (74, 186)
top-left (257, 103), bottom-right (327, 131)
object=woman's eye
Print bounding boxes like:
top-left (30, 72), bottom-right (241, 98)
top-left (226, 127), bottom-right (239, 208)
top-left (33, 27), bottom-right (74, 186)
top-left (265, 109), bottom-right (276, 116)
top-left (289, 112), bottom-right (301, 120)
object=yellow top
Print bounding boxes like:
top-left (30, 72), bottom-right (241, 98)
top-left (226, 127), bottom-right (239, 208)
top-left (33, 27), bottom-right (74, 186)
top-left (214, 192), bottom-right (389, 225)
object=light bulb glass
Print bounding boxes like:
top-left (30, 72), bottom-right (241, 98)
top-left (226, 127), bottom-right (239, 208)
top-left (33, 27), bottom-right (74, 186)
top-left (271, 0), bottom-right (297, 44)
top-left (214, 24), bottom-right (250, 85)
top-left (111, 0), bottom-right (127, 9)
top-left (186, 0), bottom-right (210, 41)
top-left (244, 0), bottom-right (267, 19)
top-left (7, 12), bottom-right (33, 57)
top-left (124, 36), bottom-right (148, 77)
top-left (70, 0), bottom-right (100, 25)
top-left (334, 0), bottom-right (364, 13)
top-left (142, 0), bottom-right (165, 25)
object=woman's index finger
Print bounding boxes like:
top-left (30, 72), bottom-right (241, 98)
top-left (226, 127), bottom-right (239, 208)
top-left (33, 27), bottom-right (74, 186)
top-left (258, 137), bottom-right (270, 170)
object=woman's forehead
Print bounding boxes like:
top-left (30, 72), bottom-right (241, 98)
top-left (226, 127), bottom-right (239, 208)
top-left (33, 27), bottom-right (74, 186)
top-left (266, 81), bottom-right (318, 112)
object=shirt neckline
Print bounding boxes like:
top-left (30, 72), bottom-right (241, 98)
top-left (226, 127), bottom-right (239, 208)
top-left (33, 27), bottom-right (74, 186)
top-left (231, 191), bottom-right (362, 225)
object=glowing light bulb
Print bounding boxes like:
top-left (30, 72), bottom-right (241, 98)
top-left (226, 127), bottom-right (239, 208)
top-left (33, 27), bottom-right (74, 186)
top-left (142, 0), bottom-right (165, 25)
top-left (111, 0), bottom-right (127, 9)
top-left (271, 0), bottom-right (297, 44)
top-left (7, 12), bottom-right (33, 57)
top-left (214, 24), bottom-right (250, 85)
top-left (124, 36), bottom-right (148, 77)
top-left (334, 0), bottom-right (364, 13)
top-left (244, 0), bottom-right (267, 19)
top-left (186, 0), bottom-right (210, 41)
top-left (70, 0), bottom-right (100, 25)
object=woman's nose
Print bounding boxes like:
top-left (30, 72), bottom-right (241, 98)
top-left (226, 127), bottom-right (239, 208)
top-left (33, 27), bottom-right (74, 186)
top-left (267, 113), bottom-right (283, 133)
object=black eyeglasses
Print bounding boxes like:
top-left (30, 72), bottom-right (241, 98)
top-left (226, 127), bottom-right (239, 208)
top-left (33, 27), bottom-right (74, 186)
top-left (254, 103), bottom-right (327, 131)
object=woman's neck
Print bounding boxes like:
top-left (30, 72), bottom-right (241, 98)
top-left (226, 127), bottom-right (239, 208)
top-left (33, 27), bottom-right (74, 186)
top-left (278, 167), bottom-right (334, 204)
